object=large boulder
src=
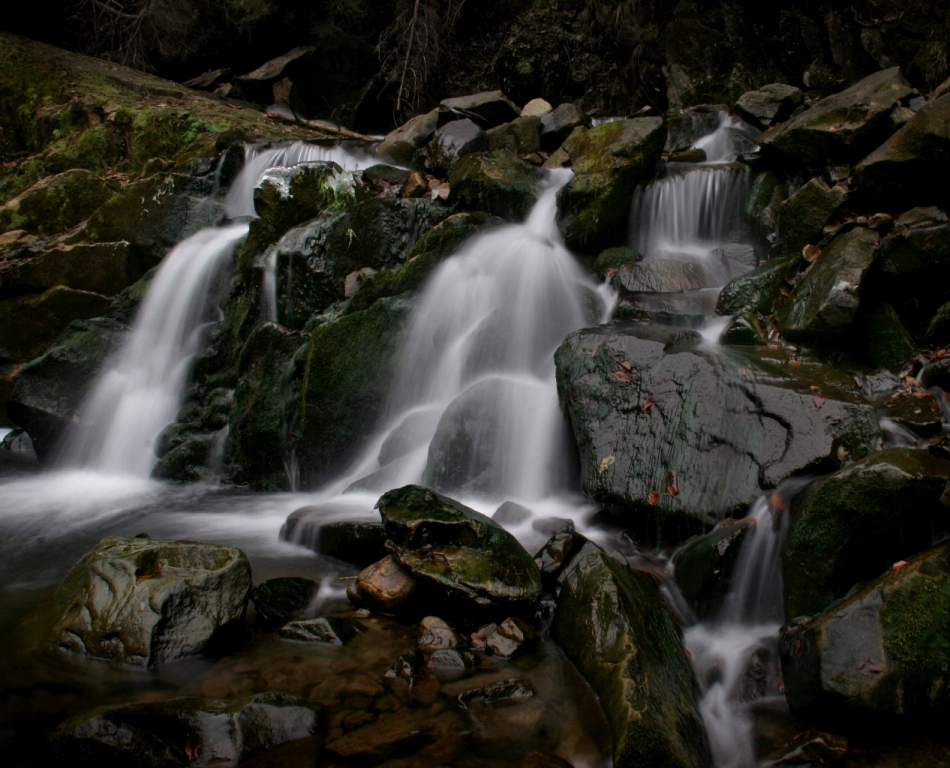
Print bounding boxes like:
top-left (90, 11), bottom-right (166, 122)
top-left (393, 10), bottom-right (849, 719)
top-left (377, 109), bottom-right (439, 167)
top-left (551, 545), bottom-right (713, 768)
top-left (673, 517), bottom-right (755, 617)
top-left (440, 90), bottom-right (521, 128)
top-left (418, 119), bottom-right (489, 175)
top-left (448, 151), bottom-right (539, 221)
top-left (775, 178), bottom-right (848, 258)
top-left (53, 693), bottom-right (324, 767)
top-left (758, 68), bottom-right (916, 168)
top-left (0, 241), bottom-right (131, 298)
top-left (783, 448), bottom-right (950, 619)
top-left (49, 535), bottom-right (252, 666)
top-left (855, 94), bottom-right (950, 210)
top-left (554, 321), bottom-right (881, 526)
top-left (375, 485), bottom-right (542, 619)
top-left (777, 227), bottom-right (880, 342)
top-left (556, 118), bottom-right (666, 254)
top-left (613, 258), bottom-right (716, 295)
top-left (539, 103), bottom-right (589, 151)
top-left (781, 541), bottom-right (950, 725)
top-left (486, 115), bottom-right (542, 154)
top-left (734, 83), bottom-right (804, 129)
top-left (716, 255), bottom-right (800, 317)
top-left (0, 169), bottom-right (114, 236)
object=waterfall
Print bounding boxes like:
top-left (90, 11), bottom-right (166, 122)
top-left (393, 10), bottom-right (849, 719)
top-left (62, 141), bottom-right (370, 477)
top-left (327, 169), bottom-right (612, 516)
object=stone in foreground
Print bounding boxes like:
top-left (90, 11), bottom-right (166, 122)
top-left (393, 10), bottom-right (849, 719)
top-left (781, 541), bottom-right (950, 724)
top-left (376, 485), bottom-right (542, 619)
top-left (551, 546), bottom-right (713, 768)
top-left (53, 693), bottom-right (324, 767)
top-left (278, 616), bottom-right (365, 644)
top-left (50, 535), bottom-right (251, 666)
top-left (252, 576), bottom-right (318, 626)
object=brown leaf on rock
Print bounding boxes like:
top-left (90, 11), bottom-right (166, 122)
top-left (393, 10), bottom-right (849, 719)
top-left (803, 244), bottom-right (822, 262)
top-left (613, 369), bottom-right (633, 383)
top-left (789, 359), bottom-right (802, 367)
top-left (648, 490), bottom-right (660, 506)
top-left (813, 394), bottom-right (825, 409)
top-left (641, 397), bottom-right (653, 412)
top-left (665, 472), bottom-right (679, 498)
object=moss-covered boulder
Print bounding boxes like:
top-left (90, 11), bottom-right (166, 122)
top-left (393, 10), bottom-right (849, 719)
top-left (783, 448), bottom-right (950, 619)
top-left (487, 115), bottom-right (542, 154)
top-left (298, 294), bottom-right (413, 483)
top-left (775, 178), bottom-right (847, 257)
top-left (53, 693), bottom-right (324, 767)
top-left (759, 68), bottom-right (916, 168)
top-left (856, 93), bottom-right (950, 210)
top-left (716, 255), bottom-right (800, 317)
top-left (781, 541), bottom-right (950, 725)
top-left (555, 321), bottom-right (881, 527)
top-left (448, 151), bottom-right (539, 221)
top-left (863, 302), bottom-right (917, 370)
top-left (0, 169), bottom-right (115, 236)
top-left (556, 118), bottom-right (666, 254)
top-left (778, 227), bottom-right (880, 343)
top-left (376, 485), bottom-right (542, 620)
top-left (551, 545), bottom-right (713, 768)
top-left (673, 517), bottom-right (755, 617)
top-left (0, 241), bottom-right (131, 298)
top-left (50, 535), bottom-right (251, 666)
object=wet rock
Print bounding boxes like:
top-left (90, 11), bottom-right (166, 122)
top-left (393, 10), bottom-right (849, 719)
top-left (52, 692), bottom-right (325, 768)
top-left (783, 447), bottom-right (950, 619)
top-left (252, 577), bottom-right (319, 626)
top-left (521, 98), bottom-right (552, 117)
top-left (735, 83), bottom-right (804, 129)
top-left (418, 119), bottom-right (489, 175)
top-left (540, 103), bottom-right (589, 151)
top-left (551, 546), bottom-right (713, 768)
top-left (487, 115), bottom-right (542, 154)
top-left (49, 535), bottom-right (251, 666)
top-left (534, 529), bottom-right (586, 588)
top-left (769, 730), bottom-right (848, 765)
top-left (781, 541), bottom-right (950, 724)
top-left (856, 94), bottom-right (950, 210)
top-left (385, 650), bottom-right (442, 706)
top-left (717, 255), bottom-right (799, 317)
top-left (361, 164), bottom-right (411, 197)
top-left (668, 148), bottom-right (706, 163)
top-left (594, 245), bottom-right (639, 278)
top-left (448, 151), bottom-right (540, 221)
top-left (778, 227), bottom-right (880, 342)
top-left (493, 500), bottom-right (533, 527)
top-left (555, 322), bottom-right (880, 525)
top-left (324, 707), bottom-right (464, 765)
top-left (440, 90), bottom-right (521, 128)
top-left (457, 677), bottom-right (535, 706)
top-left (614, 292), bottom-right (711, 328)
top-left (759, 68), bottom-right (916, 168)
top-left (400, 172), bottom-right (427, 199)
top-left (312, 520), bottom-right (387, 566)
top-left (0, 241), bottom-right (130, 298)
top-left (7, 316), bottom-right (125, 457)
top-left (0, 285), bottom-right (112, 363)
top-left (278, 617), bottom-right (365, 644)
top-left (775, 178), bottom-right (848, 257)
top-left (613, 258), bottom-right (716, 294)
top-left (0, 169), bottom-right (114, 236)
top-left (352, 555), bottom-right (418, 614)
top-left (376, 485), bottom-right (543, 619)
top-left (485, 616), bottom-right (538, 658)
top-left (864, 303), bottom-right (917, 370)
top-left (664, 105), bottom-right (727, 153)
top-left (530, 517), bottom-right (574, 537)
top-left (427, 648), bottom-right (480, 675)
top-left (557, 118), bottom-right (666, 254)
top-left (418, 616), bottom-right (461, 651)
top-left (673, 517), bottom-right (755, 616)
top-left (377, 109), bottom-right (439, 167)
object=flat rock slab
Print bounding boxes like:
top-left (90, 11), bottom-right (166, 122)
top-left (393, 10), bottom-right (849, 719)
top-left (555, 321), bottom-right (881, 524)
top-left (50, 535), bottom-right (251, 666)
top-left (613, 258), bottom-right (717, 294)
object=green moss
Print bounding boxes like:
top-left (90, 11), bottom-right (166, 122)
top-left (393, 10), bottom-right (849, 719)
top-left (882, 571), bottom-right (950, 677)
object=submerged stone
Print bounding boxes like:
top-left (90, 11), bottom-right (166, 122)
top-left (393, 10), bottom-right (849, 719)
top-left (485, 616), bottom-right (538, 658)
top-left (278, 616), bottom-right (365, 644)
top-left (551, 546), bottom-right (713, 768)
top-left (457, 677), bottom-right (535, 706)
top-left (418, 615), bottom-right (461, 651)
top-left (50, 535), bottom-right (251, 666)
top-left (252, 576), bottom-right (319, 626)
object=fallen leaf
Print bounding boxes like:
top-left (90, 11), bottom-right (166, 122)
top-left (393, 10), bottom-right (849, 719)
top-left (598, 455), bottom-right (615, 476)
top-left (779, 287), bottom-right (791, 297)
top-left (858, 658), bottom-right (882, 676)
top-left (606, 267), bottom-right (619, 279)
top-left (790, 359), bottom-right (803, 367)
top-left (914, 389), bottom-right (931, 399)
top-left (641, 397), bottom-right (653, 412)
top-left (613, 369), bottom-right (633, 383)
top-left (620, 360), bottom-right (633, 371)
top-left (813, 394), bottom-right (825, 409)
top-left (810, 385), bottom-right (820, 391)
top-left (803, 244), bottom-right (822, 262)
top-left (648, 490), bottom-right (660, 506)
top-left (937, 349), bottom-right (948, 359)
top-left (791, 639), bottom-right (802, 657)
top-left (665, 471), bottom-right (679, 497)
top-left (892, 560), bottom-right (908, 570)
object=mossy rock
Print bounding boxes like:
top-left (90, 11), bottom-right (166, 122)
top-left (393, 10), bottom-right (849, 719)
top-left (551, 545), bottom-right (713, 768)
top-left (781, 541), bottom-right (950, 725)
top-left (864, 302), bottom-right (917, 370)
top-left (594, 246), bottom-right (639, 278)
top-left (376, 485), bottom-right (542, 619)
top-left (448, 150), bottom-right (540, 221)
top-left (0, 169), bottom-right (116, 236)
top-left (556, 118), bottom-right (666, 255)
top-left (783, 448), bottom-right (950, 619)
top-left (775, 178), bottom-right (847, 258)
top-left (716, 255), bottom-right (800, 317)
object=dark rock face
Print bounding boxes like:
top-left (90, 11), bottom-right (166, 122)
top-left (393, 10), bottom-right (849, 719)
top-left (551, 546), bottom-right (712, 768)
top-left (0, 241), bottom-right (131, 299)
top-left (781, 541), bottom-right (950, 725)
top-left (448, 151), bottom-right (540, 221)
top-left (735, 84), bottom-right (804, 129)
top-left (716, 255), bottom-right (799, 317)
top-left (50, 536), bottom-right (252, 666)
top-left (556, 118), bottom-right (666, 254)
top-left (0, 169), bottom-right (115, 236)
top-left (539, 103), bottom-right (589, 151)
top-left (777, 227), bottom-right (880, 342)
top-left (251, 577), bottom-right (319, 626)
top-left (783, 448), bottom-right (950, 619)
top-left (775, 178), bottom-right (847, 257)
top-left (302, 518), bottom-right (387, 566)
top-left (555, 322), bottom-right (881, 525)
top-left (418, 119), bottom-right (489, 175)
top-left (863, 302), bottom-right (917, 370)
top-left (613, 258), bottom-right (716, 294)
top-left (759, 68), bottom-right (916, 168)
top-left (376, 485), bottom-right (542, 618)
top-left (52, 692), bottom-right (324, 767)
top-left (377, 109), bottom-right (439, 167)
top-left (856, 94), bottom-right (950, 210)
top-left (673, 517), bottom-right (755, 616)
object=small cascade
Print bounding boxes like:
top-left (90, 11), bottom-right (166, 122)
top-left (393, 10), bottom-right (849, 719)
top-left (324, 169), bottom-right (611, 518)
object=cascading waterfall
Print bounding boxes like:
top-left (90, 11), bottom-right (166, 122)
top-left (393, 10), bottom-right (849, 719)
top-left (321, 169), bottom-right (612, 524)
top-left (63, 141), bottom-right (371, 477)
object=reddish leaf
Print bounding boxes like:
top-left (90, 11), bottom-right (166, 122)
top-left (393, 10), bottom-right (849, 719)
top-left (665, 471), bottom-right (679, 498)
top-left (641, 397), bottom-right (653, 412)
top-left (648, 490), bottom-right (660, 506)
top-left (892, 560), bottom-right (908, 570)
top-left (620, 360), bottom-right (633, 371)
top-left (779, 287), bottom-right (791, 297)
top-left (937, 349), bottom-right (948, 359)
top-left (790, 359), bottom-right (802, 367)
top-left (613, 369), bottom-right (633, 383)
